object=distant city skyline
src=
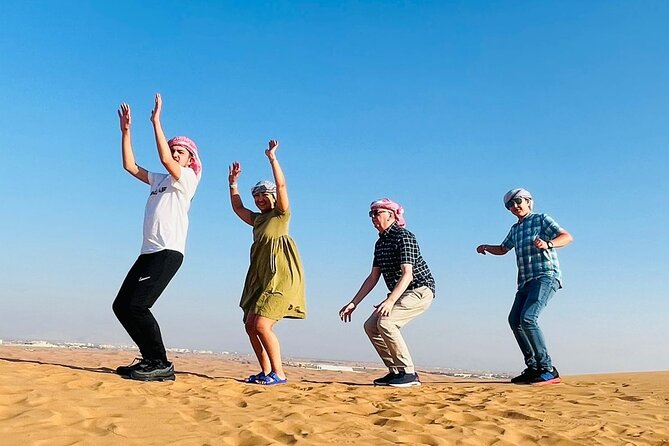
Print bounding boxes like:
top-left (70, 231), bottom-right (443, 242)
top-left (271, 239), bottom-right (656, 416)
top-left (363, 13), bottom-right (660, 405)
top-left (0, 338), bottom-right (508, 378)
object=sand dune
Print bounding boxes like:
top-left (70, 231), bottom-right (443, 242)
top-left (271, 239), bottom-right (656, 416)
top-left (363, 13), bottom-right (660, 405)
top-left (0, 346), bottom-right (667, 445)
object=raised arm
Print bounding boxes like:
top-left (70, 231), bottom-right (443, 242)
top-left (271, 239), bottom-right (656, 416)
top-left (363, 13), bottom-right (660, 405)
top-left (265, 139), bottom-right (289, 213)
top-left (150, 93), bottom-right (182, 180)
top-left (118, 103), bottom-right (149, 184)
top-left (228, 162), bottom-right (255, 226)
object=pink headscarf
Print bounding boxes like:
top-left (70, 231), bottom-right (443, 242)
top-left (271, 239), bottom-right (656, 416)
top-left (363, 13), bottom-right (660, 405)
top-left (168, 136), bottom-right (202, 178)
top-left (370, 198), bottom-right (406, 227)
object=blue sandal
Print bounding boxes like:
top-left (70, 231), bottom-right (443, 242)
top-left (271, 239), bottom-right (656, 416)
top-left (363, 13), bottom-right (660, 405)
top-left (256, 371), bottom-right (288, 385)
top-left (244, 371), bottom-right (267, 383)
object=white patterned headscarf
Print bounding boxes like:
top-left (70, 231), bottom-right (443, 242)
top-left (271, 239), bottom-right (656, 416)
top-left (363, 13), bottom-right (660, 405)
top-left (503, 188), bottom-right (533, 209)
top-left (252, 180), bottom-right (277, 198)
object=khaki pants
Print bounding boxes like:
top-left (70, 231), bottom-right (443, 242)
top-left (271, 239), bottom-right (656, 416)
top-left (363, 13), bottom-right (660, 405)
top-left (364, 286), bottom-right (433, 374)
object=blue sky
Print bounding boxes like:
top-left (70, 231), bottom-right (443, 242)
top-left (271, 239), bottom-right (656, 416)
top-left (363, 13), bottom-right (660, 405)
top-left (1, 1), bottom-right (667, 375)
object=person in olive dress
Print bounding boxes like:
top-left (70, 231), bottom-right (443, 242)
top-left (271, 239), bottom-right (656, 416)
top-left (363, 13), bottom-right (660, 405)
top-left (228, 139), bottom-right (306, 385)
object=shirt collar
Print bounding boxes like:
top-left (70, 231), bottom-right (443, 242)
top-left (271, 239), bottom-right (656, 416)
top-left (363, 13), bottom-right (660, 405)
top-left (514, 211), bottom-right (535, 225)
top-left (379, 221), bottom-right (400, 238)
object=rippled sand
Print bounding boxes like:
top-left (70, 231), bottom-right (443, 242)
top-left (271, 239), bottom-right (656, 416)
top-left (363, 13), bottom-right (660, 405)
top-left (0, 346), bottom-right (667, 445)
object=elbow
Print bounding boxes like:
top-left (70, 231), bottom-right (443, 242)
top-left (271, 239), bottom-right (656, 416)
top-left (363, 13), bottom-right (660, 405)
top-left (159, 157), bottom-right (173, 169)
top-left (561, 230), bottom-right (574, 245)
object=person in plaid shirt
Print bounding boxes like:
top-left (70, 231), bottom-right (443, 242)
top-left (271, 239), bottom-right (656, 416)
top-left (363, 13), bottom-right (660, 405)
top-left (477, 188), bottom-right (572, 385)
top-left (340, 198), bottom-right (435, 388)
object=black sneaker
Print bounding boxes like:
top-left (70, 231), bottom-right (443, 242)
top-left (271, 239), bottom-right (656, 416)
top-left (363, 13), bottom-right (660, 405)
top-left (530, 367), bottom-right (561, 385)
top-left (128, 359), bottom-right (175, 382)
top-left (116, 357), bottom-right (150, 376)
top-left (510, 367), bottom-right (538, 384)
top-left (388, 372), bottom-right (421, 388)
top-left (373, 372), bottom-right (400, 386)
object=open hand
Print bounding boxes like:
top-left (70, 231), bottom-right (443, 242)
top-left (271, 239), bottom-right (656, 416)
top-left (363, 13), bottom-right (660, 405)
top-left (339, 302), bottom-right (356, 322)
top-left (229, 162), bottom-right (242, 185)
top-left (150, 93), bottom-right (162, 123)
top-left (117, 103), bottom-right (131, 132)
top-left (373, 299), bottom-right (394, 317)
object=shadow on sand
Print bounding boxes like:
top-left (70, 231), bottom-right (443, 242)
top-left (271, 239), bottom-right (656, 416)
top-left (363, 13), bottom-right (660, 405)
top-left (0, 357), bottom-right (241, 381)
top-left (0, 357), bottom-right (510, 386)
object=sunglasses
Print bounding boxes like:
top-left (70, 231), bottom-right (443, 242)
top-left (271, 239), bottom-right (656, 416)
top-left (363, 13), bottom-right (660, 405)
top-left (369, 209), bottom-right (392, 217)
top-left (505, 197), bottom-right (525, 209)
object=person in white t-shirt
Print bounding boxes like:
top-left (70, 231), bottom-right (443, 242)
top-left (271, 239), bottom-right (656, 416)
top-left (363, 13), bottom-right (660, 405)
top-left (112, 94), bottom-right (202, 382)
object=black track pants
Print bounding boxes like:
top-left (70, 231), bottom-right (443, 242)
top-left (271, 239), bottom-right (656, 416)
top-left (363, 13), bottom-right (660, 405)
top-left (112, 250), bottom-right (183, 362)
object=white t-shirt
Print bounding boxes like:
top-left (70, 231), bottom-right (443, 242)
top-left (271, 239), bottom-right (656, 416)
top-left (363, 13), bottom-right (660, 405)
top-left (141, 168), bottom-right (199, 255)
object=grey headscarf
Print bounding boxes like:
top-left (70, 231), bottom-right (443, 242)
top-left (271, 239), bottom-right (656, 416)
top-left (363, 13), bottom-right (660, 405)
top-left (503, 188), bottom-right (533, 208)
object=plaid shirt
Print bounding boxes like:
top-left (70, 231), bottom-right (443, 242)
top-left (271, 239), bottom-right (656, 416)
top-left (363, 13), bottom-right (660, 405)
top-left (373, 223), bottom-right (435, 294)
top-left (502, 212), bottom-right (563, 289)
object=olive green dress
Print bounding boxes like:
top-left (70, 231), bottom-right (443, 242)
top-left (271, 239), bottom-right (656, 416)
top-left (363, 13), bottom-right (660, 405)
top-left (240, 208), bottom-right (306, 322)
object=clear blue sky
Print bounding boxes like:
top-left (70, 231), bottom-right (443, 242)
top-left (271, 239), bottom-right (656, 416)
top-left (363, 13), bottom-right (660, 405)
top-left (1, 1), bottom-right (667, 374)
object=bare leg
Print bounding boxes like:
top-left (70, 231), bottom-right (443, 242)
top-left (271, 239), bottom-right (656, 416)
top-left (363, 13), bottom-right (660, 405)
top-left (254, 315), bottom-right (285, 379)
top-left (245, 313), bottom-right (271, 374)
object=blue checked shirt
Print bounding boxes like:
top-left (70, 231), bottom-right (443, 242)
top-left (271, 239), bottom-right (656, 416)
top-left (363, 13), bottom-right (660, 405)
top-left (501, 213), bottom-right (563, 289)
top-left (373, 223), bottom-right (436, 294)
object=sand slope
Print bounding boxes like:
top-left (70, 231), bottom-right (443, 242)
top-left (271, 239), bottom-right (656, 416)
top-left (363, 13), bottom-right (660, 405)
top-left (0, 346), bottom-right (667, 445)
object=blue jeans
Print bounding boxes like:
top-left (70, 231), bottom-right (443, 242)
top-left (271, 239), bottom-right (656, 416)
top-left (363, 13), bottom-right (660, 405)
top-left (508, 276), bottom-right (558, 370)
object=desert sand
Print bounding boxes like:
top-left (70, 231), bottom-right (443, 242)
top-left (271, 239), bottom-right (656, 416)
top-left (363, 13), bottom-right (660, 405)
top-left (0, 345), bottom-right (667, 446)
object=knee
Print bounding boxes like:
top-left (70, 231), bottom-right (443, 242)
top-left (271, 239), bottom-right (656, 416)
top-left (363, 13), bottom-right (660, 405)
top-left (520, 314), bottom-right (538, 329)
top-left (125, 302), bottom-right (150, 318)
top-left (363, 316), bottom-right (379, 336)
top-left (245, 321), bottom-right (257, 336)
top-left (508, 314), bottom-right (520, 330)
top-left (254, 319), bottom-right (275, 336)
top-left (112, 299), bottom-right (128, 318)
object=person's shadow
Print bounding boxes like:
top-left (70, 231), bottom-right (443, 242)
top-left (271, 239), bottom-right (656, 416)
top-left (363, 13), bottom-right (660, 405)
top-left (0, 357), bottom-right (244, 381)
top-left (0, 356), bottom-right (116, 374)
top-left (3, 357), bottom-right (502, 385)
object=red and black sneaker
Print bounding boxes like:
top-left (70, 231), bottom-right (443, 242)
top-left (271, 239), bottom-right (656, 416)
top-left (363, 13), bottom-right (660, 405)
top-left (530, 367), bottom-right (561, 385)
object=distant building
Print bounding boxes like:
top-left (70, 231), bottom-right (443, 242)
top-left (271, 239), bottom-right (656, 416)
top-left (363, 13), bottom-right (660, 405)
top-left (312, 364), bottom-right (355, 372)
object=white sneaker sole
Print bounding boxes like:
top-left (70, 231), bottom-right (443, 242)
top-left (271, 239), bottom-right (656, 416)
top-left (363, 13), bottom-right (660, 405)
top-left (388, 381), bottom-right (421, 388)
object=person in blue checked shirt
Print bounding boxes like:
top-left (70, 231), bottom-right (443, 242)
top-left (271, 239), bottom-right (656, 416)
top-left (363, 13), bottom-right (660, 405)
top-left (476, 188), bottom-right (573, 385)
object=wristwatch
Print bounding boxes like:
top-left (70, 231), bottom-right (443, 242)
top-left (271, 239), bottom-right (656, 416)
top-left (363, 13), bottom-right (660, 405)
top-left (546, 240), bottom-right (554, 249)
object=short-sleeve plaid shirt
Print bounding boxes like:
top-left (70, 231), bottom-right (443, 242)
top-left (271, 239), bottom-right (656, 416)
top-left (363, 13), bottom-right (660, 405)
top-left (502, 212), bottom-right (563, 289)
top-left (373, 223), bottom-right (436, 294)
